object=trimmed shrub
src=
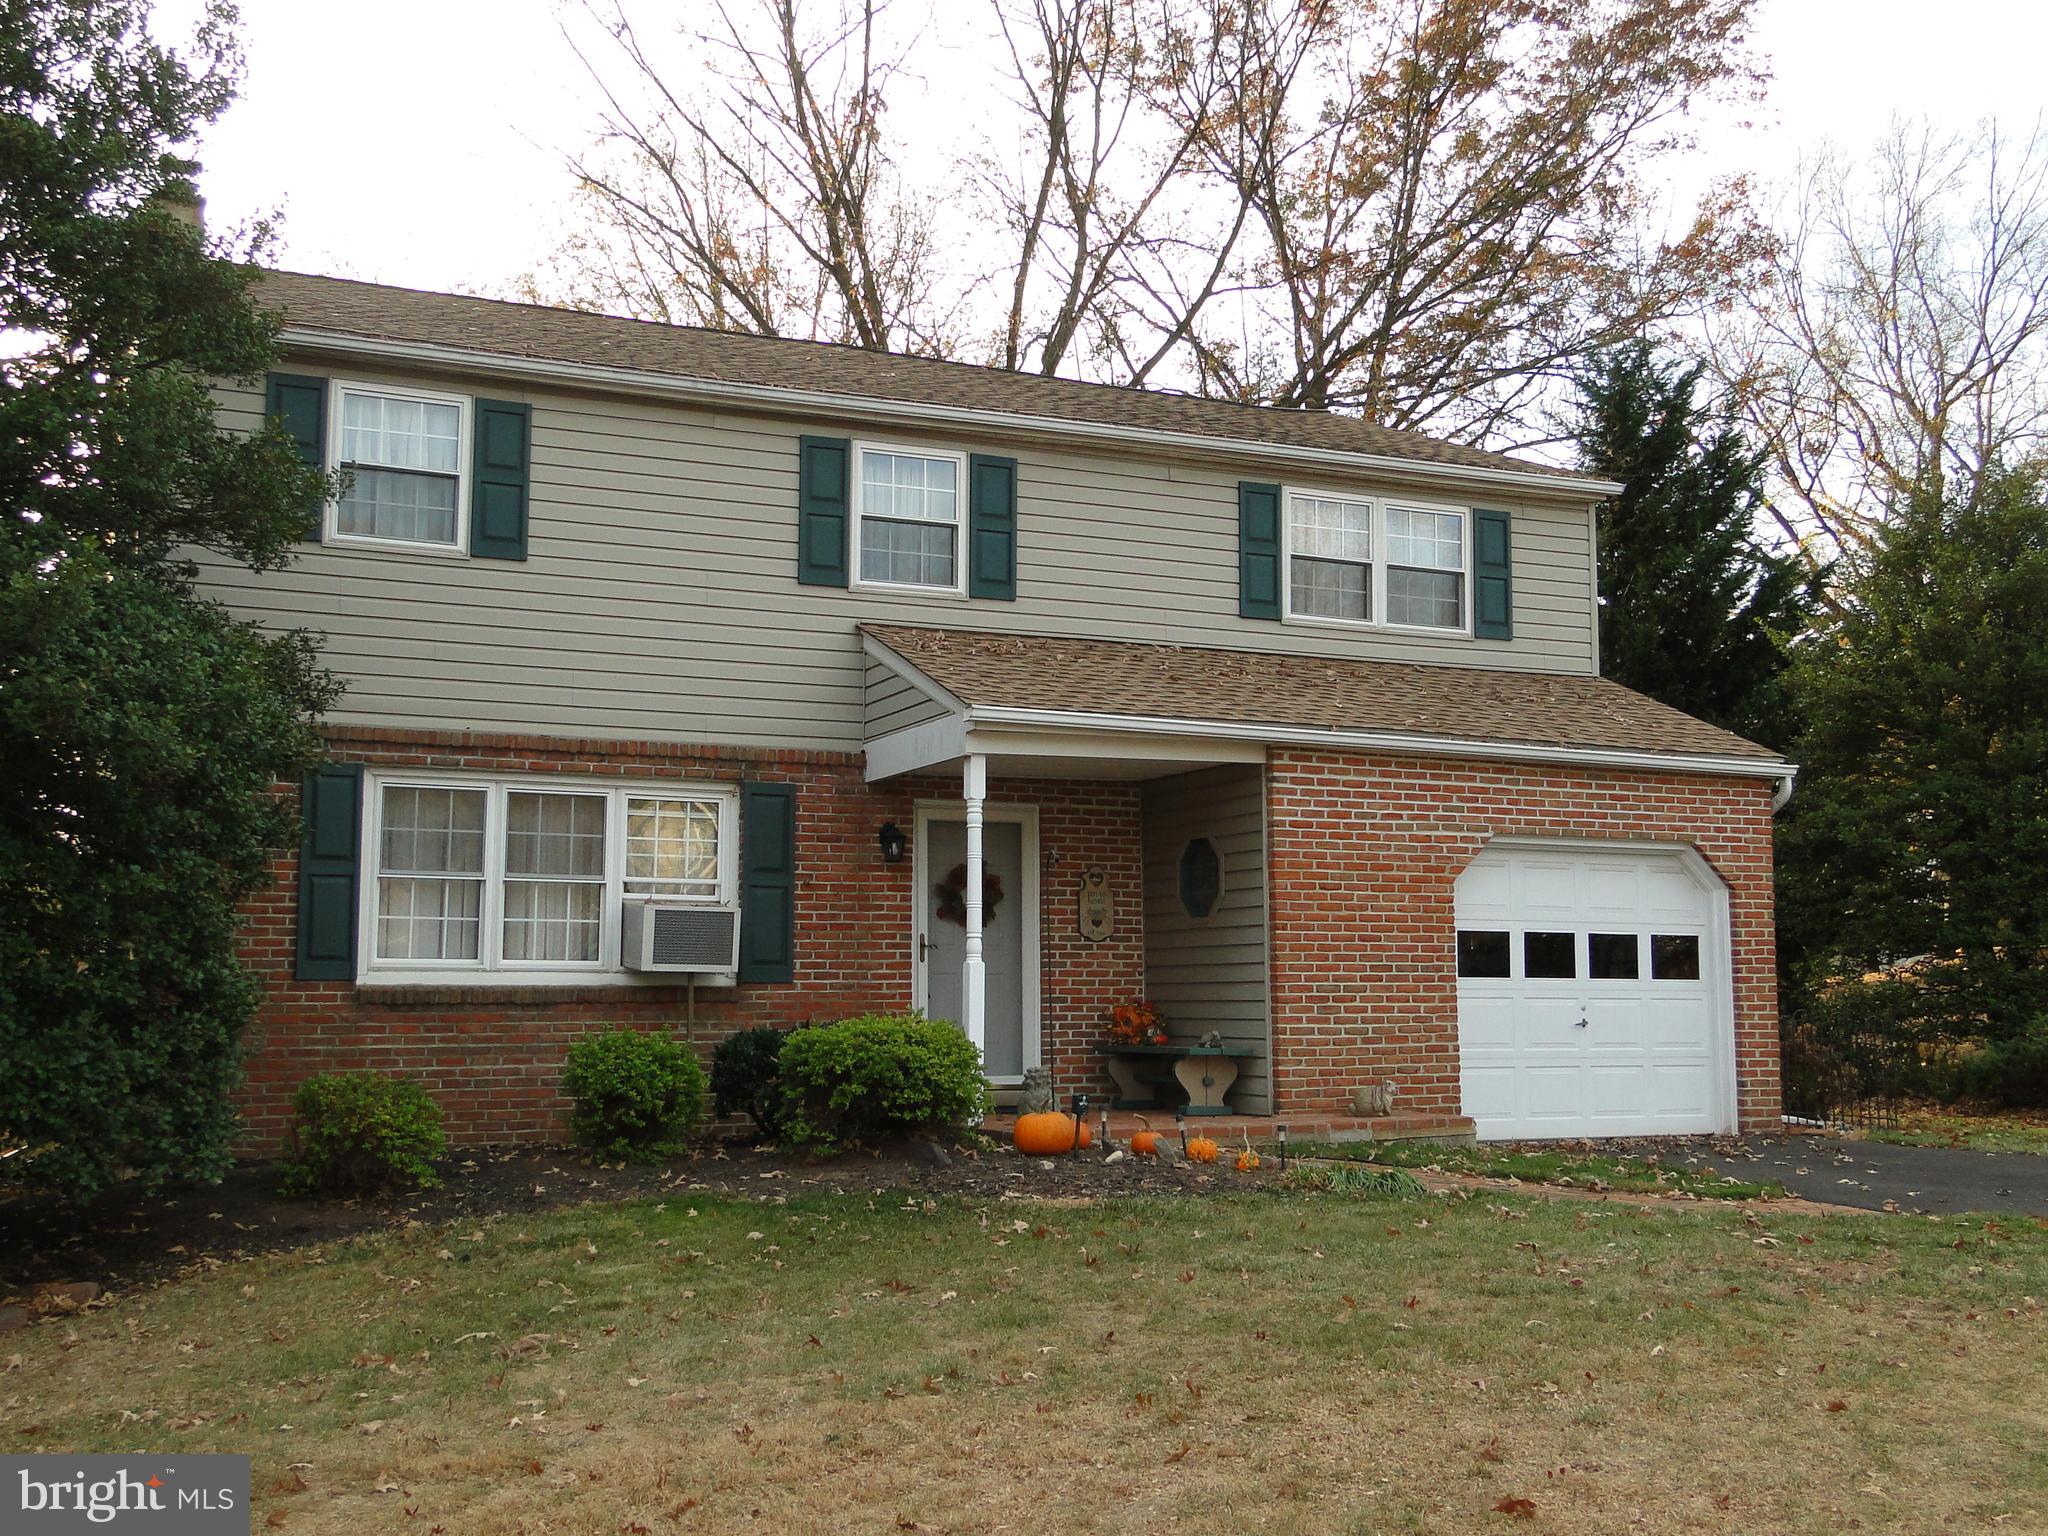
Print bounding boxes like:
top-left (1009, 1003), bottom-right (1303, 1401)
top-left (1952, 1026), bottom-right (2048, 1109)
top-left (562, 1028), bottom-right (707, 1160)
top-left (711, 1024), bottom-right (801, 1136)
top-left (278, 1073), bottom-right (444, 1197)
top-left (776, 1012), bottom-right (988, 1154)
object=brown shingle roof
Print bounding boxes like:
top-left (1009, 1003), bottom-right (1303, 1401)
top-left (256, 270), bottom-right (1590, 483)
top-left (862, 625), bottom-right (1781, 764)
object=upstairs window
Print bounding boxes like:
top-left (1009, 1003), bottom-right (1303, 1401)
top-left (331, 384), bottom-right (467, 549)
top-left (1288, 493), bottom-right (1373, 622)
top-left (854, 445), bottom-right (963, 593)
top-left (1385, 505), bottom-right (1466, 629)
top-left (1284, 489), bottom-right (1470, 635)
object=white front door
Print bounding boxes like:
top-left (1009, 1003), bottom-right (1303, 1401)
top-left (1455, 844), bottom-right (1733, 1140)
top-left (915, 807), bottom-right (1040, 1083)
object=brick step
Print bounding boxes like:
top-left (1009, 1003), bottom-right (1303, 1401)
top-left (994, 1108), bottom-right (1477, 1148)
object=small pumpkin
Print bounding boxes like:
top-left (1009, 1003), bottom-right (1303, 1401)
top-left (1235, 1146), bottom-right (1261, 1171)
top-left (1186, 1134), bottom-right (1220, 1164)
top-left (1014, 1112), bottom-right (1092, 1156)
top-left (1129, 1115), bottom-right (1162, 1158)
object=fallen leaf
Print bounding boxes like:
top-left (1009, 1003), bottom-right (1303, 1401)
top-left (1494, 1496), bottom-right (1537, 1518)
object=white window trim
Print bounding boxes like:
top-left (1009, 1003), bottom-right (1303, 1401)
top-left (324, 379), bottom-right (474, 556)
top-left (1280, 487), bottom-right (1474, 638)
top-left (356, 769), bottom-right (739, 986)
top-left (849, 438), bottom-right (971, 599)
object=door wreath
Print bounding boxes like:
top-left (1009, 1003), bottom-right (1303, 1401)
top-left (935, 862), bottom-right (1005, 927)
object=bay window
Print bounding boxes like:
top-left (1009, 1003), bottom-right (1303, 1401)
top-left (364, 775), bottom-right (737, 979)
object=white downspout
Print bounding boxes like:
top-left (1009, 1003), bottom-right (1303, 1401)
top-left (961, 753), bottom-right (988, 1063)
top-left (1771, 768), bottom-right (1797, 814)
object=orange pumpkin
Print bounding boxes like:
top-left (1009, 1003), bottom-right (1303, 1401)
top-left (1014, 1112), bottom-right (1092, 1156)
top-left (1186, 1134), bottom-right (1220, 1164)
top-left (1129, 1116), bottom-right (1162, 1157)
top-left (1235, 1147), bottom-right (1261, 1171)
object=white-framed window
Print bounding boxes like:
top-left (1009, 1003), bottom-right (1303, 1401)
top-left (851, 442), bottom-right (966, 594)
top-left (360, 772), bottom-right (738, 981)
top-left (327, 382), bottom-right (470, 551)
top-left (1282, 489), bottom-right (1470, 634)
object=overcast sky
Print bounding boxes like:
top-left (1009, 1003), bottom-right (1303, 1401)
top-left (163, 0), bottom-right (2048, 301)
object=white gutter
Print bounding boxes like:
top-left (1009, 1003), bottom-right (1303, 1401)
top-left (280, 327), bottom-right (1626, 501)
top-left (961, 703), bottom-right (1796, 785)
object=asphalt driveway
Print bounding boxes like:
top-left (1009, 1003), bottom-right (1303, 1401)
top-left (1729, 1135), bottom-right (2048, 1216)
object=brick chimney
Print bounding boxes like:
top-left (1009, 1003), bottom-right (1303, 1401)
top-left (154, 176), bottom-right (205, 236)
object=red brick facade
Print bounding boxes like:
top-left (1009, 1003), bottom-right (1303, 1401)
top-left (236, 727), bottom-right (1142, 1150)
top-left (1263, 749), bottom-right (1781, 1131)
top-left (234, 727), bottom-right (1780, 1150)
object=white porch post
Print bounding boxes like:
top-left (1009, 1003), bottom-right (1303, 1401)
top-left (961, 753), bottom-right (988, 1062)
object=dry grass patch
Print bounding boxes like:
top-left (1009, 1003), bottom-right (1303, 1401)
top-left (1863, 1107), bottom-right (2048, 1157)
top-left (4, 1188), bottom-right (2044, 1534)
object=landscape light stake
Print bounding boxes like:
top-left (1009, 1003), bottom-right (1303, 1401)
top-left (1176, 1106), bottom-right (1188, 1153)
top-left (1072, 1092), bottom-right (1089, 1154)
top-left (1098, 1101), bottom-right (1110, 1153)
top-left (1276, 1123), bottom-right (1289, 1172)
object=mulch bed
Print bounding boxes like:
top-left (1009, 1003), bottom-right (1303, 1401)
top-left (0, 1136), bottom-right (1287, 1301)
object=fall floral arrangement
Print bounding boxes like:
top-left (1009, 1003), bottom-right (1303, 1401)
top-left (1105, 999), bottom-right (1167, 1047)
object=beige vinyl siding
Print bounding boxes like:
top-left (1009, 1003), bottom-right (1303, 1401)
top-left (195, 366), bottom-right (1599, 751)
top-left (864, 659), bottom-right (949, 738)
top-left (1141, 765), bottom-right (1271, 1114)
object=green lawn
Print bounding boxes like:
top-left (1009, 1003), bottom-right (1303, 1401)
top-left (5, 1187), bottom-right (2043, 1534)
top-left (1297, 1138), bottom-right (1787, 1199)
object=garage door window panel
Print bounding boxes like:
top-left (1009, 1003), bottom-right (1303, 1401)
top-left (1588, 932), bottom-right (1641, 979)
top-left (1523, 931), bottom-right (1577, 979)
top-left (1651, 933), bottom-right (1702, 980)
top-left (1457, 929), bottom-right (1511, 977)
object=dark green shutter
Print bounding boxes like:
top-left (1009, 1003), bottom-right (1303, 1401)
top-left (797, 436), bottom-right (850, 586)
top-left (967, 453), bottom-right (1018, 600)
top-left (738, 782), bottom-right (797, 983)
top-left (470, 398), bottom-right (531, 560)
top-left (1473, 507), bottom-right (1513, 639)
top-left (1238, 481), bottom-right (1282, 619)
top-left (265, 372), bottom-right (327, 540)
top-left (296, 763), bottom-right (363, 981)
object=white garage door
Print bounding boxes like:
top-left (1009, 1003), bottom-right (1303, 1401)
top-left (1455, 844), bottom-right (1731, 1140)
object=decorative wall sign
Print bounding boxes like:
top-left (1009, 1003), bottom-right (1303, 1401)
top-left (1076, 865), bottom-right (1114, 942)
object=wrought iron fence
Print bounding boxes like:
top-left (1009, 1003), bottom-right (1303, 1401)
top-left (1782, 1018), bottom-right (1912, 1130)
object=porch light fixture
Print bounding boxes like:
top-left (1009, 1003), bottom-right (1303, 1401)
top-left (877, 822), bottom-right (908, 863)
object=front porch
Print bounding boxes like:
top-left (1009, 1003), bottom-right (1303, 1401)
top-left (859, 622), bottom-right (1792, 1139)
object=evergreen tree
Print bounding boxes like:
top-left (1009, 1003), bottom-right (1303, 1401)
top-left (1573, 341), bottom-right (1811, 747)
top-left (1777, 468), bottom-right (2048, 1058)
top-left (1, 0), bottom-right (339, 1198)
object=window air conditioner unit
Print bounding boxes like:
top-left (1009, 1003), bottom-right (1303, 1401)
top-left (621, 899), bottom-right (741, 973)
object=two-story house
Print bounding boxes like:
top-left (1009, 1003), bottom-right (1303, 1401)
top-left (203, 271), bottom-right (1792, 1150)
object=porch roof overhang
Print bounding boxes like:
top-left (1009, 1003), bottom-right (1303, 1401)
top-left (859, 625), bottom-right (1797, 797)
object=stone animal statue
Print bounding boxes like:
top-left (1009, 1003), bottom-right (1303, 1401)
top-left (1350, 1079), bottom-right (1398, 1117)
top-left (1017, 1067), bottom-right (1056, 1115)
top-left (1197, 1030), bottom-right (1225, 1049)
